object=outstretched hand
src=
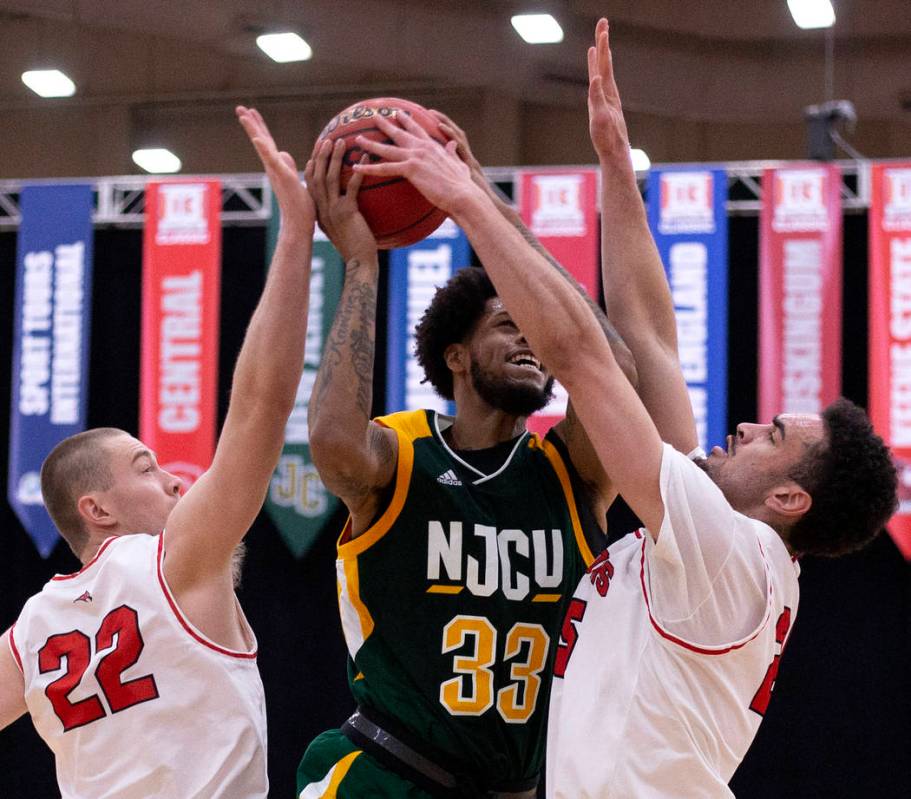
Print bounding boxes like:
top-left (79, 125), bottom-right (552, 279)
top-left (236, 105), bottom-right (315, 238)
top-left (588, 19), bottom-right (632, 166)
top-left (303, 138), bottom-right (376, 262)
top-left (351, 112), bottom-right (481, 217)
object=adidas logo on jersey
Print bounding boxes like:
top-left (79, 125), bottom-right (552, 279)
top-left (436, 469), bottom-right (462, 486)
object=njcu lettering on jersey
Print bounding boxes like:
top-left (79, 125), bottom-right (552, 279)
top-left (335, 409), bottom-right (602, 786)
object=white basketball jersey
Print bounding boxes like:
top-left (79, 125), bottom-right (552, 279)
top-left (547, 445), bottom-right (800, 798)
top-left (8, 532), bottom-right (268, 799)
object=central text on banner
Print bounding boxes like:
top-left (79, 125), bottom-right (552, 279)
top-left (140, 180), bottom-right (221, 488)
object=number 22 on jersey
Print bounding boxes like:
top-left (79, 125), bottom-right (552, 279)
top-left (439, 614), bottom-right (549, 723)
top-left (38, 604), bottom-right (159, 732)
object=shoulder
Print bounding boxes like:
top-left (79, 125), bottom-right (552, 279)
top-left (374, 409), bottom-right (433, 441)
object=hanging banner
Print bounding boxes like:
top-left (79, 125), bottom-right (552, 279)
top-left (519, 169), bottom-right (599, 437)
top-left (8, 184), bottom-right (94, 557)
top-left (759, 165), bottom-right (842, 422)
top-left (264, 203), bottom-right (343, 558)
top-left (869, 162), bottom-right (911, 559)
top-left (646, 168), bottom-right (729, 452)
top-left (140, 180), bottom-right (221, 489)
top-left (386, 218), bottom-right (471, 414)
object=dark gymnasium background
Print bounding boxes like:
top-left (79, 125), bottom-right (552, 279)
top-left (1, 210), bottom-right (909, 797)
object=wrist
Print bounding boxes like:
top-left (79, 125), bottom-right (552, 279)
top-left (343, 253), bottom-right (380, 274)
top-left (275, 226), bottom-right (314, 250)
top-left (448, 182), bottom-right (494, 227)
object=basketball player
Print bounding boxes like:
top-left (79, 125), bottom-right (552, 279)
top-left (295, 126), bottom-right (636, 796)
top-left (350, 20), bottom-right (897, 798)
top-left (0, 106), bottom-right (315, 798)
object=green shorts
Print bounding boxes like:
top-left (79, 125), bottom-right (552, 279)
top-left (296, 729), bottom-right (435, 799)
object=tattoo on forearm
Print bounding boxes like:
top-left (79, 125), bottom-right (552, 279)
top-left (311, 261), bottom-right (377, 421)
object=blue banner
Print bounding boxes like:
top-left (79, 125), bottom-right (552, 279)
top-left (386, 220), bottom-right (471, 414)
top-left (8, 185), bottom-right (95, 556)
top-left (646, 169), bottom-right (728, 451)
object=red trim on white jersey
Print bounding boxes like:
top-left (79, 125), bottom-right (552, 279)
top-left (639, 537), bottom-right (774, 656)
top-left (7, 624), bottom-right (23, 674)
top-left (155, 532), bottom-right (258, 660)
top-left (51, 536), bottom-right (118, 581)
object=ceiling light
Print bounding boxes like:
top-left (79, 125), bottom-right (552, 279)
top-left (132, 148), bottom-right (182, 174)
top-left (256, 32), bottom-right (312, 63)
top-left (630, 148), bottom-right (651, 172)
top-left (511, 14), bottom-right (564, 44)
top-left (787, 0), bottom-right (836, 29)
top-left (21, 69), bottom-right (76, 98)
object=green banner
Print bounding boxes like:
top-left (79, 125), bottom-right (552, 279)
top-left (264, 199), bottom-right (343, 557)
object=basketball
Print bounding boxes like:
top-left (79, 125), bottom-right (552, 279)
top-left (313, 97), bottom-right (448, 249)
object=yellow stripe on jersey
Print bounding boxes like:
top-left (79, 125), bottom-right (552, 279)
top-left (337, 558), bottom-right (375, 656)
top-left (374, 408), bottom-right (433, 442)
top-left (533, 435), bottom-right (595, 567)
top-left (426, 585), bottom-right (464, 595)
top-left (299, 750), bottom-right (362, 799)
top-left (337, 424), bottom-right (417, 558)
top-left (531, 593), bottom-right (562, 603)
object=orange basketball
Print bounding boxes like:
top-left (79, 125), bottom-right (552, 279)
top-left (314, 97), bottom-right (448, 249)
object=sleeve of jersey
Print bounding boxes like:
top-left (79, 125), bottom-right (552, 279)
top-left (6, 625), bottom-right (23, 674)
top-left (644, 444), bottom-right (771, 649)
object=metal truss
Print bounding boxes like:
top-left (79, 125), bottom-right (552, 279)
top-left (488, 159), bottom-right (870, 216)
top-left (0, 159), bottom-right (875, 231)
top-left (0, 174), bottom-right (271, 231)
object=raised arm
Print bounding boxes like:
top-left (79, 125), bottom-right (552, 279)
top-left (352, 112), bottom-right (667, 536)
top-left (163, 107), bottom-right (316, 596)
top-left (434, 111), bottom-right (635, 510)
top-left (0, 630), bottom-right (26, 731)
top-left (304, 141), bottom-right (397, 534)
top-left (589, 19), bottom-right (697, 454)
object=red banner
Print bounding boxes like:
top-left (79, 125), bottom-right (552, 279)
top-left (869, 162), bottom-right (911, 559)
top-left (758, 165), bottom-right (842, 423)
top-left (140, 180), bottom-right (221, 488)
top-left (519, 169), bottom-right (599, 436)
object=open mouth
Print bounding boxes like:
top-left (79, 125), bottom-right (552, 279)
top-left (507, 353), bottom-right (543, 372)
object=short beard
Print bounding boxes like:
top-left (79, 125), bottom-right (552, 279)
top-left (470, 360), bottom-right (555, 417)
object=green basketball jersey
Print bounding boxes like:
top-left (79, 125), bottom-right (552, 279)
top-left (335, 409), bottom-right (601, 787)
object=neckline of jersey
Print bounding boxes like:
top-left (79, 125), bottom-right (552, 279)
top-left (51, 535), bottom-right (119, 580)
top-left (432, 411), bottom-right (529, 484)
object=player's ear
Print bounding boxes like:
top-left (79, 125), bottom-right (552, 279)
top-left (764, 481), bottom-right (811, 520)
top-left (77, 493), bottom-right (118, 530)
top-left (444, 343), bottom-right (469, 375)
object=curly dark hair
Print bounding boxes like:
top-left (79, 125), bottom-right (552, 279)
top-left (787, 397), bottom-right (897, 557)
top-left (414, 266), bottom-right (497, 400)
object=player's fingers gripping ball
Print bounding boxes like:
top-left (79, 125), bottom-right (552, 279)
top-left (314, 97), bottom-right (449, 249)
